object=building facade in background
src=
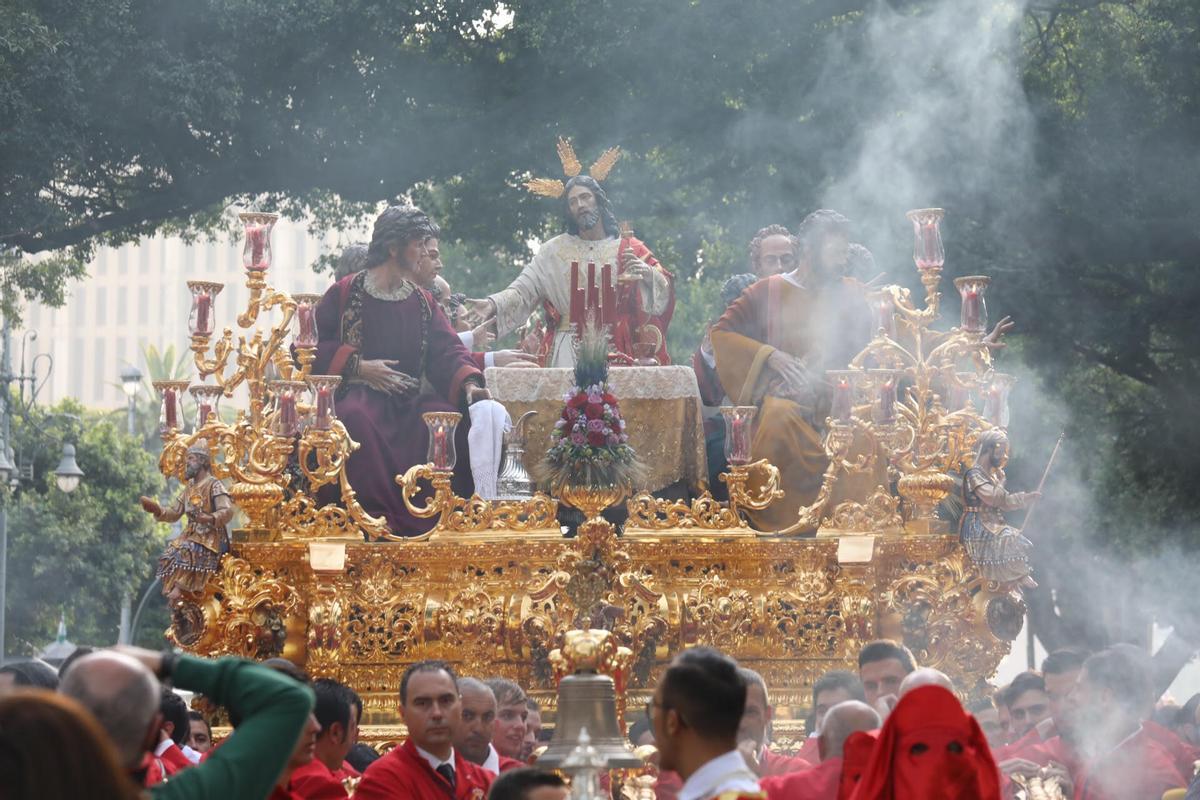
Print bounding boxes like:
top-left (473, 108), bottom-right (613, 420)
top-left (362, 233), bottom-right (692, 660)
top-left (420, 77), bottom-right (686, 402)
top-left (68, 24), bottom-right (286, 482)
top-left (21, 217), bottom-right (348, 410)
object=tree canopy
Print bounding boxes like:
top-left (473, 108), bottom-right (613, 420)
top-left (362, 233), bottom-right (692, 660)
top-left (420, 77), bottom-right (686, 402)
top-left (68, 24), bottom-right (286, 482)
top-left (3, 0), bottom-right (1199, 651)
top-left (2, 399), bottom-right (165, 654)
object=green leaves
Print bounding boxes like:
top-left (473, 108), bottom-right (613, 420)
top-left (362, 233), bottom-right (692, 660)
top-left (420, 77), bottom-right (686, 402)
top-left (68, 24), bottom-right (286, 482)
top-left (3, 397), bottom-right (165, 655)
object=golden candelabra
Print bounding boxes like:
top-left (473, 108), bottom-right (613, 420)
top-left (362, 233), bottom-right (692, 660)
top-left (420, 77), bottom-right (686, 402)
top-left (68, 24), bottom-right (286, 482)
top-left (769, 208), bottom-right (1010, 537)
top-left (158, 212), bottom-right (389, 543)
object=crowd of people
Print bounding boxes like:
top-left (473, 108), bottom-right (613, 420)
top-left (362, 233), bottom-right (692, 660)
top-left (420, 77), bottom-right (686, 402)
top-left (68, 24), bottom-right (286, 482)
top-left (1, 636), bottom-right (1197, 799)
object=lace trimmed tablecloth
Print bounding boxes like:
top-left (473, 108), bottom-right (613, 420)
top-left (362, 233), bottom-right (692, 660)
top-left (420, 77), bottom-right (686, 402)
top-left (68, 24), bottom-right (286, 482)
top-left (484, 365), bottom-right (707, 492)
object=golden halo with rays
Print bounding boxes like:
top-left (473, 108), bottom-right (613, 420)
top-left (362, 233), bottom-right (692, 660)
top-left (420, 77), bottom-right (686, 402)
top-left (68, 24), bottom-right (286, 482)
top-left (523, 137), bottom-right (622, 199)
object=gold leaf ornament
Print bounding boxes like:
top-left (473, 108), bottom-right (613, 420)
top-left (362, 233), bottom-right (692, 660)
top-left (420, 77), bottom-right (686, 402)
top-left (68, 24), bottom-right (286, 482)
top-left (556, 137), bottom-right (582, 177)
top-left (523, 138), bottom-right (622, 199)
top-left (588, 147), bottom-right (622, 182)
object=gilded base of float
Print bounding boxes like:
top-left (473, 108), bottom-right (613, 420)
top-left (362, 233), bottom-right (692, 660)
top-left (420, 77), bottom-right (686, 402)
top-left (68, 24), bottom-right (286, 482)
top-left (170, 524), bottom-right (1020, 747)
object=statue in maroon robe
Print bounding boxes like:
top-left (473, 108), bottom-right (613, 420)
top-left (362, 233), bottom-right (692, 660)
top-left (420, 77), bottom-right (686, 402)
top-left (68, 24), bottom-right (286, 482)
top-left (313, 206), bottom-right (489, 536)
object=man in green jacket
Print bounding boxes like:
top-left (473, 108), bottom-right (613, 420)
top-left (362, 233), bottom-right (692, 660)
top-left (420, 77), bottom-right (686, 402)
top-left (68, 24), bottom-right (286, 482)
top-left (61, 646), bottom-right (314, 800)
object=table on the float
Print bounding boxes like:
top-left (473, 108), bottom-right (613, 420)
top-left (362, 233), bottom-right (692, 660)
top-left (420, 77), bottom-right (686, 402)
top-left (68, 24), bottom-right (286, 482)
top-left (484, 365), bottom-right (707, 493)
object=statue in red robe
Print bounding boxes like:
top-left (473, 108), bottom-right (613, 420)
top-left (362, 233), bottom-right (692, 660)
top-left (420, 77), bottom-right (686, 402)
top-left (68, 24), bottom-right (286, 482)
top-left (313, 206), bottom-right (489, 536)
top-left (467, 175), bottom-right (674, 367)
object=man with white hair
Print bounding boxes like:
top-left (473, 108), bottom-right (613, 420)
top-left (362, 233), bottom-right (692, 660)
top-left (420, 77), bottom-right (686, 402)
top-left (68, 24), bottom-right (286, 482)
top-left (61, 646), bottom-right (313, 799)
top-left (759, 700), bottom-right (880, 800)
top-left (899, 667), bottom-right (955, 696)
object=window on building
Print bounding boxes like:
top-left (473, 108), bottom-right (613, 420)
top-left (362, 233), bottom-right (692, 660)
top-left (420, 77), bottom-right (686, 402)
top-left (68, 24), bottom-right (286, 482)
top-left (70, 337), bottom-right (85, 399)
top-left (138, 286), bottom-right (149, 325)
top-left (74, 289), bottom-right (87, 327)
top-left (93, 339), bottom-right (107, 405)
top-left (95, 287), bottom-right (107, 326)
top-left (117, 287), bottom-right (127, 324)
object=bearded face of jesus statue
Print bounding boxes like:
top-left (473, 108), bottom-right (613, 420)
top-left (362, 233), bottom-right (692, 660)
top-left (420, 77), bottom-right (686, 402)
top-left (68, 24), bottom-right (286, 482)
top-left (560, 176), bottom-right (619, 237)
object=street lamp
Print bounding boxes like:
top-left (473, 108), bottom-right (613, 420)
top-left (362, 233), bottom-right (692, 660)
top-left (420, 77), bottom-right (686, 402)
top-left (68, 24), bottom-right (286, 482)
top-left (0, 317), bottom-right (86, 663)
top-left (117, 365), bottom-right (143, 645)
top-left (53, 443), bottom-right (84, 494)
top-left (120, 365), bottom-right (142, 401)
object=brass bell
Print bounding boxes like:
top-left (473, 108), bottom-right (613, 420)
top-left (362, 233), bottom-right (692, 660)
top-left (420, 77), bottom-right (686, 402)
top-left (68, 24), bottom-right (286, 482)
top-left (536, 671), bottom-right (643, 769)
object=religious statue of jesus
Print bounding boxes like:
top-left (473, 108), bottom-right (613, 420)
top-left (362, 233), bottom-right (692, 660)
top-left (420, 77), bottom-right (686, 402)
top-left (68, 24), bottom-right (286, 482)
top-left (466, 143), bottom-right (674, 367)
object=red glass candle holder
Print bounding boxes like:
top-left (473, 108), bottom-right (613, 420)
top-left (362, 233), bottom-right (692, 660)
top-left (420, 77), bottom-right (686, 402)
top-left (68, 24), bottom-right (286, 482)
top-left (270, 380), bottom-right (307, 437)
top-left (869, 370), bottom-right (901, 424)
top-left (827, 371), bottom-right (859, 425)
top-left (982, 373), bottom-right (1016, 428)
top-left (719, 406), bottom-right (757, 466)
top-left (187, 281), bottom-right (224, 337)
top-left (189, 384), bottom-right (224, 430)
top-left (906, 208), bottom-right (945, 272)
top-left (153, 380), bottom-right (190, 434)
top-left (953, 276), bottom-right (990, 335)
top-left (292, 293), bottom-right (321, 349)
top-left (239, 212), bottom-right (279, 272)
top-left (867, 290), bottom-right (897, 340)
top-left (307, 375), bottom-right (341, 431)
top-left (423, 411), bottom-right (462, 471)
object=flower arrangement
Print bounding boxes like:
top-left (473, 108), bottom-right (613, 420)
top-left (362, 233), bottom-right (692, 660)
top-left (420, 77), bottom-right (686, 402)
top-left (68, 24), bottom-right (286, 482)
top-left (540, 319), bottom-right (644, 490)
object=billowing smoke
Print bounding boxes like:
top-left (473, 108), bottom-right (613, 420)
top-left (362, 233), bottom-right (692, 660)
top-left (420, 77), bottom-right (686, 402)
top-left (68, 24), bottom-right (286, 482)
top-left (818, 0), bottom-right (1038, 265)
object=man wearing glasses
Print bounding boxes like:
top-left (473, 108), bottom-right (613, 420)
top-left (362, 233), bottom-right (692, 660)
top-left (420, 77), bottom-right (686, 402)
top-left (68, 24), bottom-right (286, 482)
top-left (649, 647), bottom-right (764, 800)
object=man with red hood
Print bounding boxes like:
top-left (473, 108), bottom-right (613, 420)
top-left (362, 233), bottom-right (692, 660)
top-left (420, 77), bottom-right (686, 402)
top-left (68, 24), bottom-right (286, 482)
top-left (849, 684), bottom-right (1001, 800)
top-left (760, 701), bottom-right (879, 800)
top-left (838, 730), bottom-right (878, 800)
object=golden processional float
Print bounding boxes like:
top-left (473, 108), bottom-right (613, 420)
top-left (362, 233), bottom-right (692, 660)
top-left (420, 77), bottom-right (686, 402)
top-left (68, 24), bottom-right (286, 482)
top-left (159, 208), bottom-right (1024, 750)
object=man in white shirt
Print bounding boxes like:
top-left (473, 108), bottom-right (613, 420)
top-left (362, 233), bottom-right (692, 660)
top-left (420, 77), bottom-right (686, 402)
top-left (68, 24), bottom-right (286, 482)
top-left (650, 647), bottom-right (764, 800)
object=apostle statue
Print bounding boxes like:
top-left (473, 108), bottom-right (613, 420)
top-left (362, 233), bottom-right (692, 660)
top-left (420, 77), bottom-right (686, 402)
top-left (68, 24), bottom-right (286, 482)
top-left (711, 210), bottom-right (874, 531)
top-left (313, 205), bottom-right (492, 535)
top-left (465, 140), bottom-right (674, 366)
top-left (140, 440), bottom-right (232, 600)
top-left (959, 429), bottom-right (1040, 590)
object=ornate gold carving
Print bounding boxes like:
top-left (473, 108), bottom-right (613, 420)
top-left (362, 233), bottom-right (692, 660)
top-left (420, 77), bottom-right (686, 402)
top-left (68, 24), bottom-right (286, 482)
top-left (623, 460), bottom-right (779, 531)
top-left (681, 575), bottom-right (757, 652)
top-left (824, 486), bottom-right (904, 533)
top-left (396, 463), bottom-right (560, 538)
top-left (430, 587), bottom-right (508, 676)
top-left (169, 556), bottom-right (302, 662)
top-left (344, 556), bottom-right (424, 661)
top-left (177, 536), bottom-right (1014, 728)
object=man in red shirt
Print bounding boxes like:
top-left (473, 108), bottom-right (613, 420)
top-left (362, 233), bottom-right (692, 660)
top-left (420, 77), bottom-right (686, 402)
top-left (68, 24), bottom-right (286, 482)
top-left (760, 701), bottom-right (879, 800)
top-left (796, 671), bottom-right (868, 764)
top-left (455, 678), bottom-right (524, 775)
top-left (857, 640), bottom-right (916, 720)
top-left (486, 677), bottom-right (530, 763)
top-left (736, 667), bottom-right (812, 777)
top-left (356, 660), bottom-right (494, 800)
top-left (1065, 647), bottom-right (1189, 800)
top-left (522, 699), bottom-right (543, 763)
top-left (291, 678), bottom-right (362, 798)
top-left (994, 650), bottom-right (1087, 777)
top-left (270, 710), bottom-right (323, 800)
